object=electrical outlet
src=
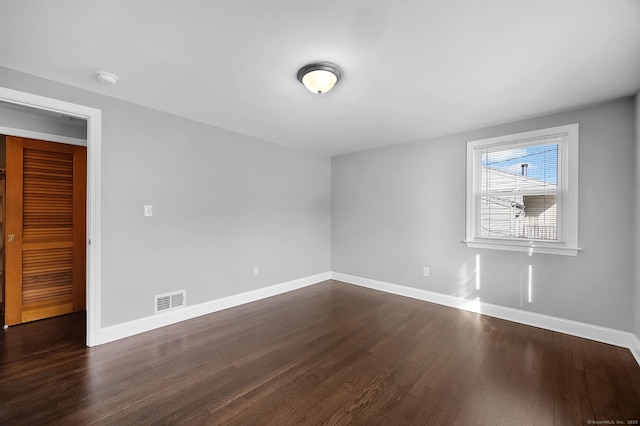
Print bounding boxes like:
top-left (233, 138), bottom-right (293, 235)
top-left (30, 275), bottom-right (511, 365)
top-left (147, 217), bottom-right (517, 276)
top-left (423, 267), bottom-right (430, 277)
top-left (253, 265), bottom-right (259, 276)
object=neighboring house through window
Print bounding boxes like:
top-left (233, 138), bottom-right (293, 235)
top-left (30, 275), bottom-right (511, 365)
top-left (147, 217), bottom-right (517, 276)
top-left (465, 124), bottom-right (580, 256)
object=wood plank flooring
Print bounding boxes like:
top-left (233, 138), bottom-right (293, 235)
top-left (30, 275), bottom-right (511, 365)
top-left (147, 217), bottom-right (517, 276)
top-left (1, 280), bottom-right (639, 425)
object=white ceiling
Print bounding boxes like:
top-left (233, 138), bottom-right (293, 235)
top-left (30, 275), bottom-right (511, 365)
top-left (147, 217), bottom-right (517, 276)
top-left (1, 1), bottom-right (639, 156)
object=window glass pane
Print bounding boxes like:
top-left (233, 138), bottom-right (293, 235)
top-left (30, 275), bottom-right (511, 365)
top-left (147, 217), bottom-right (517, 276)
top-left (479, 142), bottom-right (559, 241)
top-left (481, 143), bottom-right (558, 192)
top-left (479, 194), bottom-right (558, 240)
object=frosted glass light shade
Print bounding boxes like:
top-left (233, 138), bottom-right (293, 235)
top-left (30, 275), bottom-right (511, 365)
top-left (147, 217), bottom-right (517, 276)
top-left (301, 69), bottom-right (338, 94)
top-left (297, 63), bottom-right (341, 94)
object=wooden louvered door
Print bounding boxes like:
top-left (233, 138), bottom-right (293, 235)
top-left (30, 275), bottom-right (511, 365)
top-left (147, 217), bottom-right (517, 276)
top-left (5, 136), bottom-right (86, 326)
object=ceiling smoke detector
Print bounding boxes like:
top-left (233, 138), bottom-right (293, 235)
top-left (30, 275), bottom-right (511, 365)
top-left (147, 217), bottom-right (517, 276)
top-left (95, 71), bottom-right (119, 85)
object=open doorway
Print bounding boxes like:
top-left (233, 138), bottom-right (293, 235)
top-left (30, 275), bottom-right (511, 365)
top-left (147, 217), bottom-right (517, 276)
top-left (0, 88), bottom-right (101, 346)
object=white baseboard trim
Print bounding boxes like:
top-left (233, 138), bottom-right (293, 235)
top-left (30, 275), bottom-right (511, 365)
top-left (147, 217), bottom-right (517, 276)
top-left (631, 335), bottom-right (640, 367)
top-left (97, 272), bottom-right (331, 345)
top-left (331, 272), bottom-right (640, 366)
top-left (95, 270), bottom-right (640, 367)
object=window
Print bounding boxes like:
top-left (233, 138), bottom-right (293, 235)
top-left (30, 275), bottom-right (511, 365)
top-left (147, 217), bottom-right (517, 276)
top-left (465, 124), bottom-right (580, 256)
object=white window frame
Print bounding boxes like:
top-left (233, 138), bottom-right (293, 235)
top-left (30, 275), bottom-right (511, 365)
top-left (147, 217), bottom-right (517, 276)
top-left (465, 123), bottom-right (580, 256)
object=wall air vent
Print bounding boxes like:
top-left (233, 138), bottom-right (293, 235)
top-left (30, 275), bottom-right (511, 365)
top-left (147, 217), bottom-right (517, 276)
top-left (154, 290), bottom-right (187, 314)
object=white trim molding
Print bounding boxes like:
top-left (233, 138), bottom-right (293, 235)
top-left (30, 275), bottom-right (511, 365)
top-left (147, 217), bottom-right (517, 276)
top-left (331, 272), bottom-right (640, 366)
top-left (98, 272), bottom-right (331, 345)
top-left (0, 87), bottom-right (102, 347)
top-left (631, 335), bottom-right (640, 367)
top-left (0, 126), bottom-right (86, 147)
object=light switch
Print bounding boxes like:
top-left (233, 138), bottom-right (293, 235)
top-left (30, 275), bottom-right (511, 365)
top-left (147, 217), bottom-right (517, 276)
top-left (144, 205), bottom-right (153, 217)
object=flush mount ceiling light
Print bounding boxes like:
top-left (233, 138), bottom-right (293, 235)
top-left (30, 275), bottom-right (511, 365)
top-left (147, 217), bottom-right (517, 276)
top-left (297, 62), bottom-right (341, 94)
top-left (95, 70), bottom-right (119, 85)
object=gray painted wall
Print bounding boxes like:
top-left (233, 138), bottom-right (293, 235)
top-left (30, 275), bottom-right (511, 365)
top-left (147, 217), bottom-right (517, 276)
top-left (0, 66), bottom-right (331, 327)
top-left (635, 92), bottom-right (640, 339)
top-left (332, 99), bottom-right (636, 331)
top-left (0, 100), bottom-right (87, 140)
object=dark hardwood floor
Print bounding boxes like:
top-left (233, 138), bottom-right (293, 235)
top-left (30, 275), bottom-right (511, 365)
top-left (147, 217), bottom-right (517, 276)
top-left (1, 280), bottom-right (639, 425)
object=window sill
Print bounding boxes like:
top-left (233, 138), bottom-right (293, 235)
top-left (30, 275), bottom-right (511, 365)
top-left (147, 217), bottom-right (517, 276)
top-left (464, 240), bottom-right (581, 256)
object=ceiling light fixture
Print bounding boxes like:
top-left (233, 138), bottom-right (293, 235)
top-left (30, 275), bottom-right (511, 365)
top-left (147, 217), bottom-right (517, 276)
top-left (297, 63), bottom-right (341, 94)
top-left (95, 70), bottom-right (119, 85)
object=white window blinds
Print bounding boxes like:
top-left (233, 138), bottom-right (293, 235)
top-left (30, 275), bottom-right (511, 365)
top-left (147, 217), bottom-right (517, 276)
top-left (477, 141), bottom-right (560, 241)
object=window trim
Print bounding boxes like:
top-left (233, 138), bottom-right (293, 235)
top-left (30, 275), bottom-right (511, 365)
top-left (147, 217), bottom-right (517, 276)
top-left (465, 123), bottom-right (580, 256)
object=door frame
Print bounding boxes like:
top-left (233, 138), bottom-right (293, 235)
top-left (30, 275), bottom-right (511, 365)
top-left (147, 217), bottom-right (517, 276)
top-left (0, 87), bottom-right (101, 347)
